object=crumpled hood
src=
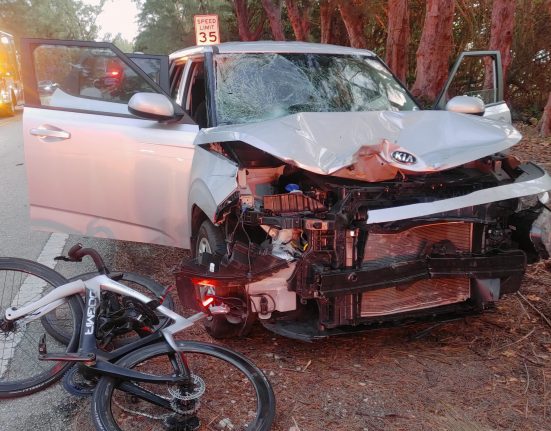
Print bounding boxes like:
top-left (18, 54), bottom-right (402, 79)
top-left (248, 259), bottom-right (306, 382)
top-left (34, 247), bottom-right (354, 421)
top-left (195, 110), bottom-right (521, 175)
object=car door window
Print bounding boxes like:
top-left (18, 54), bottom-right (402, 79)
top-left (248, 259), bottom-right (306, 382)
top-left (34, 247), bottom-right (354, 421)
top-left (128, 53), bottom-right (169, 93)
top-left (444, 56), bottom-right (497, 105)
top-left (435, 51), bottom-right (504, 110)
top-left (30, 43), bottom-right (159, 115)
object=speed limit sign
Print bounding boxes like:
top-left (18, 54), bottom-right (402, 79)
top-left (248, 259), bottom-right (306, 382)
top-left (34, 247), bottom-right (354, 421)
top-left (194, 14), bottom-right (220, 46)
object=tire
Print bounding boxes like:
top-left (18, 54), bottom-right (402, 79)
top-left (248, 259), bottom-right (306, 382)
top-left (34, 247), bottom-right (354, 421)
top-left (194, 219), bottom-right (227, 257)
top-left (195, 220), bottom-right (252, 339)
top-left (0, 257), bottom-right (82, 398)
top-left (92, 340), bottom-right (276, 431)
top-left (43, 271), bottom-right (175, 346)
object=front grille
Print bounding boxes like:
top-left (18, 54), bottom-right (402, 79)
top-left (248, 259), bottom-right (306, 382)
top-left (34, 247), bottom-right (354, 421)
top-left (360, 222), bottom-right (473, 317)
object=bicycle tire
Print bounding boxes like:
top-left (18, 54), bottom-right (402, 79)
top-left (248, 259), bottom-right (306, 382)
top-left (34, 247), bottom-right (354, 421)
top-left (43, 271), bottom-right (175, 346)
top-left (0, 257), bottom-right (82, 398)
top-left (92, 340), bottom-right (276, 431)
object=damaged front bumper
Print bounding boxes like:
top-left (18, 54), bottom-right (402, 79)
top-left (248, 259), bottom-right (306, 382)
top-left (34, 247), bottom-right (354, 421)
top-left (175, 162), bottom-right (551, 340)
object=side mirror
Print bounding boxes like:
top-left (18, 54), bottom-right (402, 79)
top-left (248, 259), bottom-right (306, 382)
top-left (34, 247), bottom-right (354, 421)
top-left (445, 95), bottom-right (485, 116)
top-left (128, 93), bottom-right (175, 121)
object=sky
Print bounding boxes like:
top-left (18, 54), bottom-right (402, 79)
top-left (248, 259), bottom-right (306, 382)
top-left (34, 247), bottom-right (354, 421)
top-left (86, 0), bottom-right (140, 42)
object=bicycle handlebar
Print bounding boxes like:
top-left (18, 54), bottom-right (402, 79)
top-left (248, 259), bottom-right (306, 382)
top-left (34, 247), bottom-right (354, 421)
top-left (67, 243), bottom-right (109, 275)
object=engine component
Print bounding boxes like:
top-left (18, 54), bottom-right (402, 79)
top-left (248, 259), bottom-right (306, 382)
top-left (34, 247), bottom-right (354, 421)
top-left (260, 225), bottom-right (304, 261)
top-left (263, 193), bottom-right (326, 214)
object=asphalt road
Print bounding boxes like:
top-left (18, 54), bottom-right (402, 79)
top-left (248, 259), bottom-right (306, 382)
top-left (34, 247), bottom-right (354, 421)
top-left (0, 111), bottom-right (116, 430)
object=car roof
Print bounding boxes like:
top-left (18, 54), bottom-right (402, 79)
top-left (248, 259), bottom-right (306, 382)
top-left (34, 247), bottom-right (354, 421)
top-left (169, 41), bottom-right (376, 60)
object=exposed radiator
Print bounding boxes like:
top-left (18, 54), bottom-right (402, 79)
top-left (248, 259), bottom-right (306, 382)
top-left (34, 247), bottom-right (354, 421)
top-left (360, 278), bottom-right (471, 317)
top-left (360, 222), bottom-right (473, 317)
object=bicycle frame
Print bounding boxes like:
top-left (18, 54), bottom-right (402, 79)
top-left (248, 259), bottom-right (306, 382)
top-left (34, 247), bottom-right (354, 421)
top-left (4, 274), bottom-right (205, 384)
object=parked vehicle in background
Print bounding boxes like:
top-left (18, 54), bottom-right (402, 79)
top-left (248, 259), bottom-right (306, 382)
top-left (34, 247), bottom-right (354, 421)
top-left (0, 30), bottom-right (23, 116)
top-left (20, 39), bottom-right (551, 341)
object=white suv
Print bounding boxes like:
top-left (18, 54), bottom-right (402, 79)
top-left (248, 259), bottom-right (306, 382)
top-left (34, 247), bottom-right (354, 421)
top-left (21, 39), bottom-right (551, 339)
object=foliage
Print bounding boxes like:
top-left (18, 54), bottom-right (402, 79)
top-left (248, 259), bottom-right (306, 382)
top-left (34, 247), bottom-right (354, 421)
top-left (103, 33), bottom-right (134, 53)
top-left (0, 0), bottom-right (548, 117)
top-left (132, 0), bottom-right (235, 54)
top-left (0, 0), bottom-right (104, 42)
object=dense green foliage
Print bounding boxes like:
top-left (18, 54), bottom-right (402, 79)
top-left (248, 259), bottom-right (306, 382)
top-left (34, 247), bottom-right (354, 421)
top-left (0, 0), bottom-right (549, 116)
top-left (0, 0), bottom-right (104, 41)
top-left (133, 0), bottom-right (236, 54)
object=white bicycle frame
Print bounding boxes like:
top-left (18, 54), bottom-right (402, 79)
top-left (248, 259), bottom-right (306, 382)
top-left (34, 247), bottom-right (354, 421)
top-left (4, 274), bottom-right (205, 351)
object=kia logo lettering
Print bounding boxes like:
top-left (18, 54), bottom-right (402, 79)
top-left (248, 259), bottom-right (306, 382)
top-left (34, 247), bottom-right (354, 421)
top-left (391, 151), bottom-right (417, 165)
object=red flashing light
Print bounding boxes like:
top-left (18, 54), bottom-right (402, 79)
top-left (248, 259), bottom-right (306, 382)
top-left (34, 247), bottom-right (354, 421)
top-left (110, 70), bottom-right (119, 76)
top-left (202, 297), bottom-right (214, 307)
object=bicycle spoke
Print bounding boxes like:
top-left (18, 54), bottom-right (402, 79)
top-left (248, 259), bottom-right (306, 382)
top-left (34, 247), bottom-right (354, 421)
top-left (0, 260), bottom-right (81, 397)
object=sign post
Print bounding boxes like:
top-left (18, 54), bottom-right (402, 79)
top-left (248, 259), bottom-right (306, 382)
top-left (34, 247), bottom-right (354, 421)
top-left (194, 14), bottom-right (220, 46)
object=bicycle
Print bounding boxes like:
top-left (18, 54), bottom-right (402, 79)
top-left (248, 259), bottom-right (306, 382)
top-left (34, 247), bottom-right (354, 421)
top-left (0, 244), bottom-right (276, 431)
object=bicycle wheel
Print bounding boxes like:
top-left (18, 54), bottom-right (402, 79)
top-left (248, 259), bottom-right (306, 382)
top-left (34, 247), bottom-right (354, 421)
top-left (44, 271), bottom-right (175, 346)
top-left (92, 340), bottom-right (276, 431)
top-left (0, 257), bottom-right (82, 398)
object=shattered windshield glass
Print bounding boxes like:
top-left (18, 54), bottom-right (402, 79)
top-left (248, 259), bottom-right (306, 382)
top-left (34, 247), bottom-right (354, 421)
top-left (214, 53), bottom-right (418, 125)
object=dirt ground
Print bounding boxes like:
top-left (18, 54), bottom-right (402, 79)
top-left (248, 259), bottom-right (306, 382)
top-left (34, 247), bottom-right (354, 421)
top-left (79, 124), bottom-right (551, 431)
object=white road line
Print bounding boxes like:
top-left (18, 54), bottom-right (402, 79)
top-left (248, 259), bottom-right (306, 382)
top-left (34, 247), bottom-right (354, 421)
top-left (37, 232), bottom-right (69, 269)
top-left (12, 232), bottom-right (69, 305)
top-left (0, 232), bottom-right (69, 377)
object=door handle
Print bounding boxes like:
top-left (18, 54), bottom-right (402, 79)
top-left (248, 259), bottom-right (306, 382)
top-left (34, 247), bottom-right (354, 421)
top-left (30, 127), bottom-right (71, 140)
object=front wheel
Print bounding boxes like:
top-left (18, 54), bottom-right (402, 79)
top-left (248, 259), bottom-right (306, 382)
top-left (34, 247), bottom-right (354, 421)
top-left (0, 257), bottom-right (82, 398)
top-left (92, 340), bottom-right (276, 431)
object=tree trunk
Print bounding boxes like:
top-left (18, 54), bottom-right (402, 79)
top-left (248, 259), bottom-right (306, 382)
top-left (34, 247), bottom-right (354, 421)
top-left (261, 0), bottom-right (285, 41)
top-left (232, 0), bottom-right (265, 41)
top-left (285, 0), bottom-right (311, 41)
top-left (385, 0), bottom-right (409, 83)
top-left (411, 0), bottom-right (455, 105)
top-left (486, 0), bottom-right (515, 90)
top-left (541, 0), bottom-right (551, 137)
top-left (320, 0), bottom-right (334, 44)
top-left (336, 0), bottom-right (367, 48)
top-left (541, 93), bottom-right (551, 137)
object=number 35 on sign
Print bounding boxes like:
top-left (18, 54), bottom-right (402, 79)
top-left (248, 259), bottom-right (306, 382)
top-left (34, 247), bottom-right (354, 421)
top-left (194, 14), bottom-right (220, 45)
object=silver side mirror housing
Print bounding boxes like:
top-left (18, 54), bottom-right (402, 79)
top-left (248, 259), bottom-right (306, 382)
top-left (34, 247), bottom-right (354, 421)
top-left (128, 93), bottom-right (175, 121)
top-left (445, 95), bottom-right (485, 116)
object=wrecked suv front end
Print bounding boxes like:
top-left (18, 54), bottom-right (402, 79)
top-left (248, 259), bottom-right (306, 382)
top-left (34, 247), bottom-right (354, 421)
top-left (176, 50), bottom-right (551, 340)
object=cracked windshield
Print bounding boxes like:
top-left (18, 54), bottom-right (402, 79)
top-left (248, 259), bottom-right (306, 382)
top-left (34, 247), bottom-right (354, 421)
top-left (215, 53), bottom-right (417, 125)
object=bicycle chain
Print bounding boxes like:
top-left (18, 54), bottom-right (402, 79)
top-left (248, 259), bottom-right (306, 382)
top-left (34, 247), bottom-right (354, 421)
top-left (112, 375), bottom-right (205, 419)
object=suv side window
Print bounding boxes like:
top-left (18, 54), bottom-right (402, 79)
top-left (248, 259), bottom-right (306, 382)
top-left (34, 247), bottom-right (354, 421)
top-left (32, 44), bottom-right (157, 115)
top-left (444, 56), bottom-right (497, 105)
